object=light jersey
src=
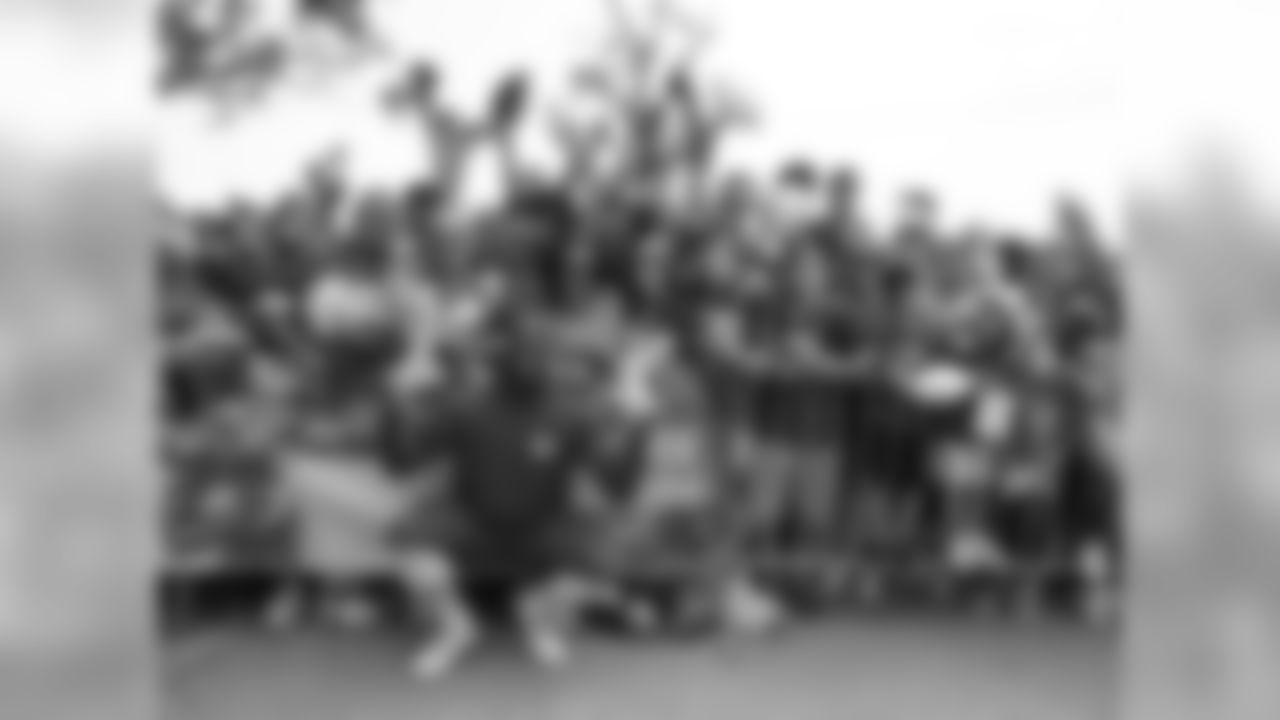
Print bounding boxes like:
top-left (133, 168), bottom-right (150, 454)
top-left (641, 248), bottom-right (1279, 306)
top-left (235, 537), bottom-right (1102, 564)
top-left (612, 332), bottom-right (674, 422)
top-left (973, 383), bottom-right (1019, 444)
top-left (917, 275), bottom-right (1055, 383)
top-left (934, 442), bottom-right (992, 493)
top-left (281, 451), bottom-right (404, 575)
top-left (947, 528), bottom-right (1006, 573)
top-left (448, 141), bottom-right (508, 222)
top-left (173, 306), bottom-right (246, 362)
top-left (305, 272), bottom-right (399, 338)
top-left (903, 361), bottom-right (977, 407)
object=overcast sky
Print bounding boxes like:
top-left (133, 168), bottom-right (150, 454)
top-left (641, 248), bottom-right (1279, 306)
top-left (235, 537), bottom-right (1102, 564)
top-left (363, 0), bottom-right (1280, 241)
top-left (138, 0), bottom-right (1280, 241)
top-left (365, 0), bottom-right (1118, 238)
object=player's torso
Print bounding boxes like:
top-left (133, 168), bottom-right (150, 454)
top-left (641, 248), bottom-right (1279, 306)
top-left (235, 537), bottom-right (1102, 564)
top-left (451, 406), bottom-right (580, 525)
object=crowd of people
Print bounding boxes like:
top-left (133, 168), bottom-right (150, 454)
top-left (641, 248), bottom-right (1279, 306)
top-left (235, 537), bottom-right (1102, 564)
top-left (159, 13), bottom-right (1124, 673)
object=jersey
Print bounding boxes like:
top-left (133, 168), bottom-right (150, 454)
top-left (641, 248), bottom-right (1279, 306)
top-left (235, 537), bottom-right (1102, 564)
top-left (402, 396), bottom-right (595, 580)
top-left (414, 398), bottom-right (591, 533)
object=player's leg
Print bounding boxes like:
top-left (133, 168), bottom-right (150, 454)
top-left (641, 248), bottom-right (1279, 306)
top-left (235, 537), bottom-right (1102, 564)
top-left (263, 568), bottom-right (315, 630)
top-left (259, 494), bottom-right (312, 631)
top-left (396, 546), bottom-right (478, 680)
top-left (1063, 449), bottom-right (1123, 623)
top-left (323, 575), bottom-right (385, 630)
top-left (726, 430), bottom-right (793, 633)
top-left (511, 516), bottom-right (611, 669)
top-left (800, 440), bottom-right (846, 601)
top-left (571, 467), bottom-right (662, 635)
top-left (514, 571), bottom-right (585, 668)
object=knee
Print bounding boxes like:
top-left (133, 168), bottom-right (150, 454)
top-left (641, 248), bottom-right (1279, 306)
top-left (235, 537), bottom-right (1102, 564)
top-left (518, 575), bottom-right (589, 624)
top-left (398, 550), bottom-right (458, 592)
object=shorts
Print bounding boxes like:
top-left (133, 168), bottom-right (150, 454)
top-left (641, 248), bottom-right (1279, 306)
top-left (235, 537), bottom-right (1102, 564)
top-left (749, 378), bottom-right (793, 442)
top-left (843, 382), bottom-right (927, 488)
top-left (393, 504), bottom-right (592, 587)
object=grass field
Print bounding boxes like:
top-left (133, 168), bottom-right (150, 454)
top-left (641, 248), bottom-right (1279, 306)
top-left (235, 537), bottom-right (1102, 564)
top-left (166, 617), bottom-right (1117, 720)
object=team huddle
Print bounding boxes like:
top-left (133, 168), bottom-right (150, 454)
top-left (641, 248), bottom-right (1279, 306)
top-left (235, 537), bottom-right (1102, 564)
top-left (159, 18), bottom-right (1123, 678)
top-left (161, 174), bottom-right (1121, 677)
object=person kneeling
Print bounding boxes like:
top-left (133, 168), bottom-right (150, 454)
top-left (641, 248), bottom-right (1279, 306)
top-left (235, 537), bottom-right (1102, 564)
top-left (387, 355), bottom-right (602, 679)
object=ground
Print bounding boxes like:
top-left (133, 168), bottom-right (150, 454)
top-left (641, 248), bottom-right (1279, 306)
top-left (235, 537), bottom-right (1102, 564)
top-left (166, 617), bottom-right (1117, 720)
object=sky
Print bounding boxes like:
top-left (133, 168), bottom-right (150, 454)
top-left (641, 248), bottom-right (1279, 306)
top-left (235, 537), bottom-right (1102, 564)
top-left (358, 0), bottom-right (1280, 240)
top-left (369, 0), bottom-right (1125, 238)
top-left (146, 0), bottom-right (1280, 242)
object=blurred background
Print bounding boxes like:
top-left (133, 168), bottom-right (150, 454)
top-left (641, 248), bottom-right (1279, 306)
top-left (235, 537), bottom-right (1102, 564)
top-left (1, 1), bottom-right (1279, 719)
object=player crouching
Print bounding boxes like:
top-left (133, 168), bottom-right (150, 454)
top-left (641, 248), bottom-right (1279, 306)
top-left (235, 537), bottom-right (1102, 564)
top-left (386, 348), bottom-right (613, 679)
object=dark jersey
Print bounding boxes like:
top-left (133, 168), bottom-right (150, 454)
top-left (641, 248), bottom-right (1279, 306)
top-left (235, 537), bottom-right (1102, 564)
top-left (736, 285), bottom-right (793, 438)
top-left (414, 398), bottom-right (591, 532)
top-left (394, 395), bottom-right (598, 581)
top-left (781, 293), bottom-right (856, 444)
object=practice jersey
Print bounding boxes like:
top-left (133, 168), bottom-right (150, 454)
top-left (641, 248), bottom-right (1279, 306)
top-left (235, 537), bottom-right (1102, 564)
top-left (412, 399), bottom-right (592, 532)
